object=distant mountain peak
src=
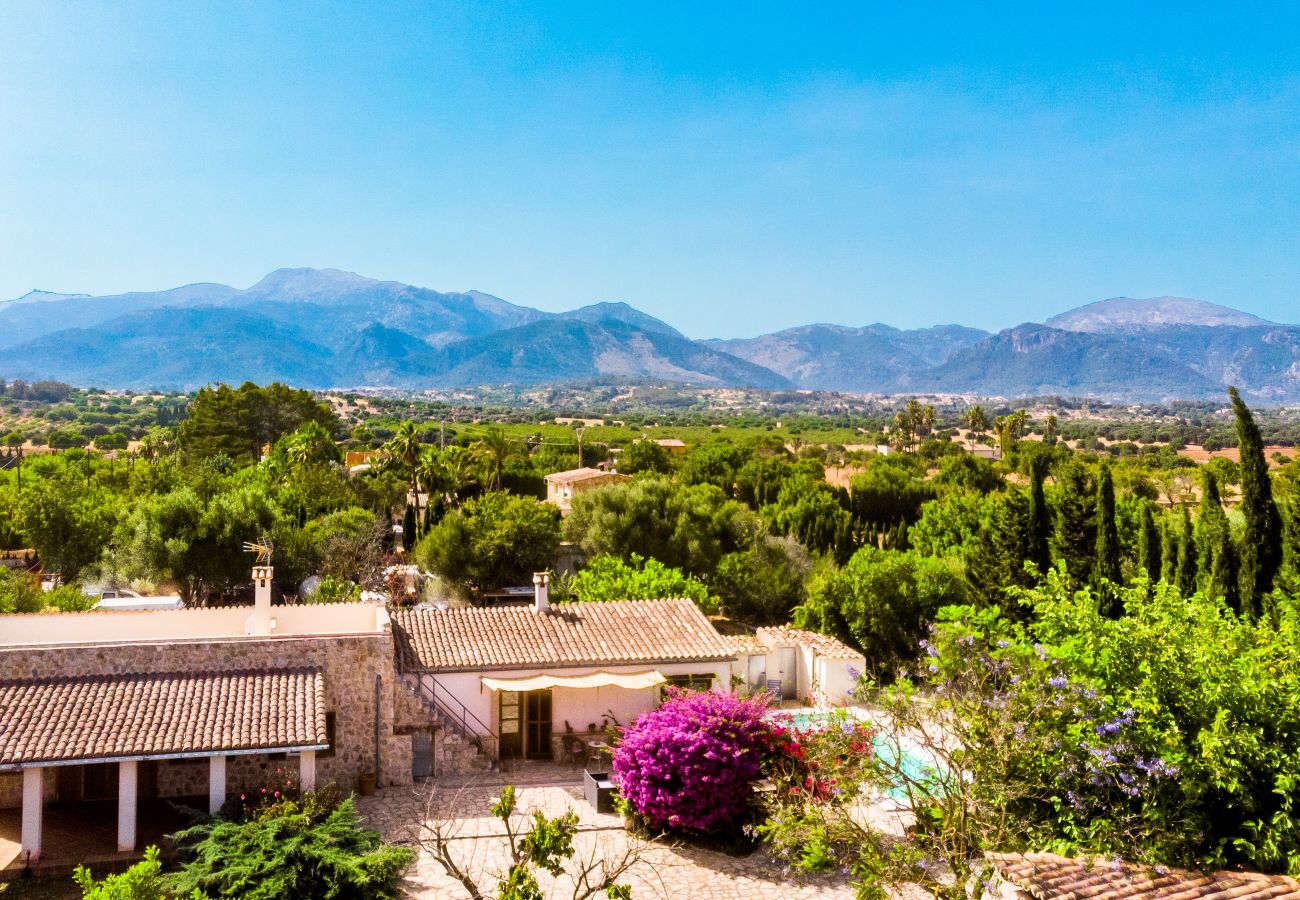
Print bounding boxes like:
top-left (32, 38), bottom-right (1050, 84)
top-left (562, 301), bottom-right (684, 339)
top-left (1046, 296), bottom-right (1273, 333)
top-left (245, 267), bottom-right (381, 297)
top-left (3, 289), bottom-right (91, 305)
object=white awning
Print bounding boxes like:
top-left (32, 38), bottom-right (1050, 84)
top-left (480, 671), bottom-right (666, 692)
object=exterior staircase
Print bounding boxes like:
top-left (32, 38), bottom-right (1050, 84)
top-left (398, 672), bottom-right (497, 776)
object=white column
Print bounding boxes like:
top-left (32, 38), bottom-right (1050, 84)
top-left (20, 767), bottom-right (43, 861)
top-left (299, 749), bottom-right (317, 794)
top-left (208, 755), bottom-right (227, 815)
top-left (117, 760), bottom-right (138, 853)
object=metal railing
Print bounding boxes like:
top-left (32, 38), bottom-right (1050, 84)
top-left (402, 669), bottom-right (499, 761)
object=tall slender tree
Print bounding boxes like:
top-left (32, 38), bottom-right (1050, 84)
top-left (1137, 501), bottom-right (1161, 579)
top-left (1195, 470), bottom-right (1239, 612)
top-left (1175, 505), bottom-right (1198, 597)
top-left (1160, 513), bottom-right (1178, 583)
top-left (1026, 453), bottom-right (1052, 576)
top-left (1093, 463), bottom-right (1122, 615)
top-left (1229, 387), bottom-right (1282, 618)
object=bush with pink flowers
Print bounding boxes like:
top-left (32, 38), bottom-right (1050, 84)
top-left (612, 688), bottom-right (772, 832)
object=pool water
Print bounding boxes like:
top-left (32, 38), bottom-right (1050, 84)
top-left (765, 708), bottom-right (941, 800)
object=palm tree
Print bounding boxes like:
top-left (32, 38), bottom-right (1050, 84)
top-left (472, 426), bottom-right (522, 491)
top-left (382, 420), bottom-right (425, 519)
top-left (964, 405), bottom-right (989, 451)
top-left (439, 445), bottom-right (478, 504)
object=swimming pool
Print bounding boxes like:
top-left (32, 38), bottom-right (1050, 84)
top-left (765, 707), bottom-right (941, 798)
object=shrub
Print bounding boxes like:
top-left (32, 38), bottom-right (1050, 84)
top-left (168, 793), bottom-right (413, 899)
top-left (613, 689), bottom-right (771, 832)
top-left (74, 846), bottom-right (207, 899)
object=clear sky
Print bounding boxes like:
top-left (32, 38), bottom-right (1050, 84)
top-left (3, 2), bottom-right (1299, 338)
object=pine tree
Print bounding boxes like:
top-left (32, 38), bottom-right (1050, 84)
top-left (1137, 501), bottom-right (1161, 579)
top-left (1229, 387), bottom-right (1283, 618)
top-left (1176, 506), bottom-right (1198, 597)
top-left (1093, 463), bottom-right (1122, 616)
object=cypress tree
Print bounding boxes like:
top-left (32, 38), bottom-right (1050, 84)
top-left (402, 504), bottom-right (417, 549)
top-left (1093, 463), bottom-right (1122, 616)
top-left (1160, 516), bottom-right (1178, 583)
top-left (1209, 524), bottom-right (1241, 614)
top-left (1229, 387), bottom-right (1283, 617)
top-left (1195, 469), bottom-right (1228, 587)
top-left (1137, 501), bottom-right (1161, 579)
top-left (1052, 461), bottom-right (1097, 588)
top-left (1026, 453), bottom-right (1052, 576)
top-left (1175, 506), bottom-right (1198, 597)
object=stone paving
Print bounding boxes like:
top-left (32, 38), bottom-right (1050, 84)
top-left (355, 765), bottom-right (858, 900)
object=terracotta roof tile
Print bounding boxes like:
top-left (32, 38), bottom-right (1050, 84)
top-left (756, 626), bottom-right (863, 660)
top-left (394, 598), bottom-right (737, 671)
top-left (988, 853), bottom-right (1300, 900)
top-left (0, 668), bottom-right (327, 766)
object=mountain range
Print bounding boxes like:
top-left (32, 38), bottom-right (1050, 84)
top-left (2, 269), bottom-right (1296, 402)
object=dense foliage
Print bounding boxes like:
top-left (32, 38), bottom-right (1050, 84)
top-left (168, 793), bottom-right (413, 899)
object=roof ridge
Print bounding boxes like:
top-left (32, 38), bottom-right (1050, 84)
top-left (0, 666), bottom-right (324, 686)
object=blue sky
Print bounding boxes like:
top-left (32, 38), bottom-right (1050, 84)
top-left (3, 2), bottom-right (1299, 337)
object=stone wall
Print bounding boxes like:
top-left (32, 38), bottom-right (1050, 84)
top-left (0, 631), bottom-right (417, 808)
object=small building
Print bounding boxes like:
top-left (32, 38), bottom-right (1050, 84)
top-left (0, 567), bottom-right (421, 870)
top-left (392, 579), bottom-right (736, 769)
top-left (543, 467), bottom-right (630, 514)
top-left (984, 852), bottom-right (1300, 900)
top-left (743, 627), bottom-right (864, 707)
top-left (653, 438), bottom-right (687, 455)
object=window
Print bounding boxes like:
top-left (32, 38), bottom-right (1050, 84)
top-left (661, 674), bottom-right (713, 699)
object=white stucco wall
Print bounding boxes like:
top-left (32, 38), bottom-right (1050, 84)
top-left (416, 660), bottom-right (731, 757)
top-left (814, 656), bottom-right (864, 706)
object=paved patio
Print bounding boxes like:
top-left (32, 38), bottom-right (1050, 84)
top-left (355, 765), bottom-right (858, 899)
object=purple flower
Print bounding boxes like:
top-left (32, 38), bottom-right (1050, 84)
top-left (1048, 675), bottom-right (1069, 690)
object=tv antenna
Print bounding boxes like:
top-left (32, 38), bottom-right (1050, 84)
top-left (242, 536), bottom-right (274, 565)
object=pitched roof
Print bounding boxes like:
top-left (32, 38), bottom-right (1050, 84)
top-left (0, 668), bottom-right (327, 767)
top-left (394, 598), bottom-right (737, 672)
top-left (757, 626), bottom-right (864, 660)
top-left (987, 853), bottom-right (1300, 900)
top-left (543, 467), bottom-right (610, 483)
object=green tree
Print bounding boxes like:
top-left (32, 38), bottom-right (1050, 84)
top-left (1051, 460), bottom-right (1096, 587)
top-left (14, 469), bottom-right (119, 579)
top-left (712, 535), bottom-right (812, 624)
top-left (1093, 463), bottom-right (1122, 613)
top-left (1175, 505), bottom-right (1198, 597)
top-left (560, 553), bottom-right (716, 613)
top-left (797, 547), bottom-right (966, 680)
top-left (1229, 387), bottom-right (1283, 618)
top-left (112, 484), bottom-right (279, 605)
top-left (1026, 453), bottom-right (1052, 576)
top-left (415, 491), bottom-right (561, 591)
top-left (471, 426), bottom-right (523, 491)
top-left (564, 477), bottom-right (755, 577)
top-left (75, 845), bottom-right (206, 899)
top-left (1136, 501), bottom-right (1161, 580)
top-left (619, 438), bottom-right (672, 475)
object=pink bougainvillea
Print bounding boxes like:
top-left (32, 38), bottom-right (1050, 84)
top-left (612, 688), bottom-right (772, 832)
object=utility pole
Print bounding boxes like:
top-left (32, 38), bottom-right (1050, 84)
top-left (440, 419), bottom-right (445, 451)
top-left (575, 427), bottom-right (585, 467)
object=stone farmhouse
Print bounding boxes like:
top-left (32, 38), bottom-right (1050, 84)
top-left (543, 467), bottom-right (631, 514)
top-left (0, 568), bottom-right (862, 866)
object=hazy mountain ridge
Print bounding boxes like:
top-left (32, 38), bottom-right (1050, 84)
top-left (1, 271), bottom-right (1296, 400)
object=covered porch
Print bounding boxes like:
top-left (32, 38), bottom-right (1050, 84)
top-left (0, 667), bottom-right (330, 869)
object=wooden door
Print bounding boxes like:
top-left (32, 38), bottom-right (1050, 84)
top-left (499, 691), bottom-right (522, 759)
top-left (523, 690), bottom-right (552, 760)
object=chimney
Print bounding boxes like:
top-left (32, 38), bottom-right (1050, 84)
top-left (532, 572), bottom-right (550, 613)
top-left (251, 565), bottom-right (274, 635)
